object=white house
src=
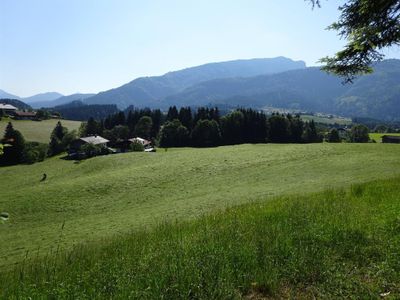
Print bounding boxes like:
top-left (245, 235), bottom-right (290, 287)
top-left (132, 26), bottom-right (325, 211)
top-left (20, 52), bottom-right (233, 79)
top-left (0, 104), bottom-right (18, 115)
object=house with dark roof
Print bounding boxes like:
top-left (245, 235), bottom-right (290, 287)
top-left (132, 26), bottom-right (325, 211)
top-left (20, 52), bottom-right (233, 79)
top-left (12, 111), bottom-right (37, 120)
top-left (382, 135), bottom-right (400, 144)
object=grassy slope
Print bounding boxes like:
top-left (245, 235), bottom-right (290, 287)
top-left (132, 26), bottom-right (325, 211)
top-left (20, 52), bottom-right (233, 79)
top-left (370, 132), bottom-right (400, 143)
top-left (1, 143), bottom-right (400, 268)
top-left (0, 119), bottom-right (81, 143)
top-left (1, 177), bottom-right (400, 298)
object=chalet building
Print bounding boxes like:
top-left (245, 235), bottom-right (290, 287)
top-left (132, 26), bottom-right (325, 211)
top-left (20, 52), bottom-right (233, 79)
top-left (70, 135), bottom-right (109, 150)
top-left (382, 135), bottom-right (400, 144)
top-left (0, 104), bottom-right (18, 115)
top-left (12, 111), bottom-right (37, 120)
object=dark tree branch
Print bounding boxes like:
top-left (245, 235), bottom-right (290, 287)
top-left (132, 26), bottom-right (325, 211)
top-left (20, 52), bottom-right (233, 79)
top-left (309, 0), bottom-right (400, 82)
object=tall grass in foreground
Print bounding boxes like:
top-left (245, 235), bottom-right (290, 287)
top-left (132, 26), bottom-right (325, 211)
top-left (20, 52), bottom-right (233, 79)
top-left (1, 177), bottom-right (400, 299)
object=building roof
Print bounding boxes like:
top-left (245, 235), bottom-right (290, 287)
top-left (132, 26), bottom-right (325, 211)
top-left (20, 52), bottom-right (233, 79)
top-left (0, 104), bottom-right (17, 110)
top-left (80, 135), bottom-right (109, 145)
top-left (129, 137), bottom-right (151, 145)
top-left (382, 135), bottom-right (400, 140)
top-left (13, 111), bottom-right (36, 117)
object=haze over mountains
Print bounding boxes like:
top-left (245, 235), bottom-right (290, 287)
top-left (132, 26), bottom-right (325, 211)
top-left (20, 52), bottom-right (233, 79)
top-left (2, 57), bottom-right (400, 120)
top-left (29, 93), bottom-right (95, 108)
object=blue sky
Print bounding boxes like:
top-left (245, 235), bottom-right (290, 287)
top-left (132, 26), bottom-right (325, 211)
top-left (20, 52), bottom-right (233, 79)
top-left (1, 0), bottom-right (399, 97)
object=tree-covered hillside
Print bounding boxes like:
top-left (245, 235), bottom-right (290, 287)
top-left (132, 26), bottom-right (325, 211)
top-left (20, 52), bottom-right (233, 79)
top-left (164, 60), bottom-right (400, 120)
top-left (83, 57), bottom-right (306, 108)
top-left (336, 60), bottom-right (400, 120)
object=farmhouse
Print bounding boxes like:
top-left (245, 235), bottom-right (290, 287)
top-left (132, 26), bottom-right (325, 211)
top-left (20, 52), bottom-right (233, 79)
top-left (0, 104), bottom-right (18, 115)
top-left (382, 135), bottom-right (400, 144)
top-left (70, 135), bottom-right (109, 150)
top-left (12, 111), bottom-right (37, 120)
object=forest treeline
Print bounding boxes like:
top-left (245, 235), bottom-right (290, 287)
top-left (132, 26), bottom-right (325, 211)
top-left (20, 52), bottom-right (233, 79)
top-left (1, 106), bottom-right (373, 166)
top-left (80, 106), bottom-right (323, 148)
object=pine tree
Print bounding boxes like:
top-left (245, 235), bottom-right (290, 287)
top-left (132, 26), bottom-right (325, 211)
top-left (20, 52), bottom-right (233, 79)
top-left (328, 128), bottom-right (341, 143)
top-left (302, 120), bottom-right (320, 143)
top-left (86, 117), bottom-right (100, 136)
top-left (48, 121), bottom-right (68, 156)
top-left (166, 106), bottom-right (179, 121)
top-left (1, 122), bottom-right (25, 165)
top-left (179, 107), bottom-right (193, 130)
top-left (135, 116), bottom-right (153, 139)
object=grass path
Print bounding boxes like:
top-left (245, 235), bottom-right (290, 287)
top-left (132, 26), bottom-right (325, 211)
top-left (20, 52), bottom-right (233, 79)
top-left (1, 143), bottom-right (400, 267)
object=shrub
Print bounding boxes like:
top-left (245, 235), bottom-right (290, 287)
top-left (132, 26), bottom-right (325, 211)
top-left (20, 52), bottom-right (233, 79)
top-left (350, 124), bottom-right (370, 143)
top-left (81, 144), bottom-right (104, 158)
top-left (327, 128), bottom-right (341, 143)
top-left (130, 141), bottom-right (145, 152)
top-left (22, 142), bottom-right (48, 164)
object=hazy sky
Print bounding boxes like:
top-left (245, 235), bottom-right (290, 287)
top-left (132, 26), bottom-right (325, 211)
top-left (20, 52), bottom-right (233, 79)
top-left (1, 0), bottom-right (400, 97)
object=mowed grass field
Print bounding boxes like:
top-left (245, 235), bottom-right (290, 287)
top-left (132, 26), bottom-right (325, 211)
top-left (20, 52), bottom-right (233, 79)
top-left (2, 177), bottom-right (400, 298)
top-left (370, 132), bottom-right (400, 142)
top-left (1, 143), bottom-right (400, 269)
top-left (0, 118), bottom-right (81, 143)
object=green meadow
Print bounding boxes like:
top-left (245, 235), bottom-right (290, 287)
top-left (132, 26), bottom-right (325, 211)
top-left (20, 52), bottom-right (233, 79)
top-left (1, 143), bottom-right (400, 271)
top-left (0, 118), bottom-right (81, 143)
top-left (1, 174), bottom-right (400, 298)
top-left (370, 132), bottom-right (400, 142)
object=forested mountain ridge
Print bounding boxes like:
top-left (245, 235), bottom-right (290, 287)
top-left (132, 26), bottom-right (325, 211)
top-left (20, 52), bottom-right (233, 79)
top-left (83, 57), bottom-right (306, 108)
top-left (163, 59), bottom-right (400, 120)
top-left (2, 58), bottom-right (400, 120)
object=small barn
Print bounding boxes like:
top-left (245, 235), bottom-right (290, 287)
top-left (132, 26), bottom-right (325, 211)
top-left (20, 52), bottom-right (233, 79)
top-left (13, 111), bottom-right (37, 120)
top-left (0, 104), bottom-right (18, 115)
top-left (382, 135), bottom-right (400, 144)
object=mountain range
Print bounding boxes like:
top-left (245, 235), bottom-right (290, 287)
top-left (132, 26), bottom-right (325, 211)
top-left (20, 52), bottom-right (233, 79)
top-left (163, 60), bottom-right (400, 120)
top-left (83, 57), bottom-right (306, 108)
top-left (0, 90), bottom-right (95, 109)
top-left (2, 57), bottom-right (400, 120)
